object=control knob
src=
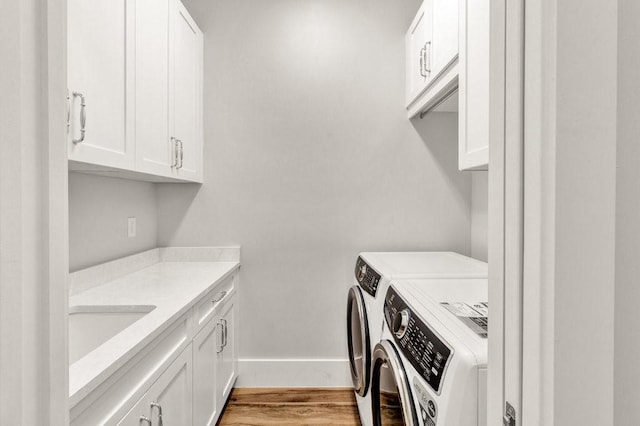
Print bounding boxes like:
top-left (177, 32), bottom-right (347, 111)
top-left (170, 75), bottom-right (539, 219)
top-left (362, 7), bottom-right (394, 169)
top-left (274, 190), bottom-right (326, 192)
top-left (392, 309), bottom-right (410, 338)
top-left (357, 264), bottom-right (367, 281)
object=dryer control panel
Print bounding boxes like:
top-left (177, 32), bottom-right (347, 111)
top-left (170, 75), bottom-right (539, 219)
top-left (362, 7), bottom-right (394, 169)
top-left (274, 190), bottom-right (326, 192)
top-left (355, 256), bottom-right (382, 297)
top-left (384, 286), bottom-right (453, 394)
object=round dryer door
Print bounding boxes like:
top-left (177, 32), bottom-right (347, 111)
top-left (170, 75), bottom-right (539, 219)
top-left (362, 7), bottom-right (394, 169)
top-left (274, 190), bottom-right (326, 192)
top-left (371, 340), bottom-right (418, 426)
top-left (347, 285), bottom-right (371, 396)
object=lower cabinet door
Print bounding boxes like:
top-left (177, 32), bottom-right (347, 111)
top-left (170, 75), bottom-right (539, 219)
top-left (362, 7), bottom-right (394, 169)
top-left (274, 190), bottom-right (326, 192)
top-left (116, 393), bottom-right (151, 426)
top-left (193, 317), bottom-right (220, 426)
top-left (216, 296), bottom-right (237, 402)
top-left (117, 344), bottom-right (193, 425)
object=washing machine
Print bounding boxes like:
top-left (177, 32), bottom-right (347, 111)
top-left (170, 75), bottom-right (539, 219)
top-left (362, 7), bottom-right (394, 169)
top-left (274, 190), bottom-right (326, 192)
top-left (345, 252), bottom-right (487, 426)
top-left (369, 279), bottom-right (488, 426)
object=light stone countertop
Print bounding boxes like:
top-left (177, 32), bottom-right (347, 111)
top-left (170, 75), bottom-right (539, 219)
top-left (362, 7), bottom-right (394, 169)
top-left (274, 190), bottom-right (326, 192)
top-left (68, 248), bottom-right (240, 407)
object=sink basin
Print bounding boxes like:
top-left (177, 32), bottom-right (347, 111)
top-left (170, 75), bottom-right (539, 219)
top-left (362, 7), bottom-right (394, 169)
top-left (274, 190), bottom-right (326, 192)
top-left (69, 305), bottom-right (156, 365)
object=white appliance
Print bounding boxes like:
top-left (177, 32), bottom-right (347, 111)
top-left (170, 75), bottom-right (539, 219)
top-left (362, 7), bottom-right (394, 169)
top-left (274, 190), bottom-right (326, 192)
top-left (346, 252), bottom-right (487, 426)
top-left (369, 279), bottom-right (488, 425)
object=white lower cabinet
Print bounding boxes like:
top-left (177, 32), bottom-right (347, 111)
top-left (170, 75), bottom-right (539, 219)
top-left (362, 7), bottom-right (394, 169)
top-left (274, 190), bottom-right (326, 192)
top-left (193, 293), bottom-right (238, 426)
top-left (216, 296), bottom-right (237, 403)
top-left (193, 317), bottom-right (219, 425)
top-left (70, 272), bottom-right (238, 426)
top-left (117, 345), bottom-right (193, 425)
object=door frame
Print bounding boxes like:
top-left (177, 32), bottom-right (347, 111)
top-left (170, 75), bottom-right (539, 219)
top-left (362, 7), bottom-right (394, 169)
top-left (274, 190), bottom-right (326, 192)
top-left (519, 0), bottom-right (618, 424)
top-left (487, 0), bottom-right (526, 422)
top-left (0, 0), bottom-right (69, 424)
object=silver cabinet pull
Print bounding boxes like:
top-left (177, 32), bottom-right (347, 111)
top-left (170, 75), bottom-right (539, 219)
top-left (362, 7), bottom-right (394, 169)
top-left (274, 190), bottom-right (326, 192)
top-left (66, 91), bottom-right (71, 133)
top-left (216, 322), bottom-right (224, 353)
top-left (419, 46), bottom-right (426, 77)
top-left (150, 402), bottom-right (163, 426)
top-left (171, 137), bottom-right (177, 167)
top-left (72, 92), bottom-right (86, 144)
top-left (424, 41), bottom-right (432, 74)
top-left (221, 318), bottom-right (228, 348)
top-left (139, 415), bottom-right (152, 426)
top-left (212, 290), bottom-right (227, 304)
top-left (178, 139), bottom-right (184, 169)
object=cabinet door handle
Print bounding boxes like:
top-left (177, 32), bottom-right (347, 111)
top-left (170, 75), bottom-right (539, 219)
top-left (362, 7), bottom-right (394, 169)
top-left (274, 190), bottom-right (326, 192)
top-left (171, 137), bottom-right (177, 167)
top-left (66, 90), bottom-right (71, 134)
top-left (139, 415), bottom-right (152, 426)
top-left (150, 402), bottom-right (163, 426)
top-left (424, 41), bottom-right (431, 74)
top-left (212, 290), bottom-right (227, 304)
top-left (178, 139), bottom-right (184, 169)
top-left (216, 321), bottom-right (224, 353)
top-left (221, 318), bottom-right (228, 348)
top-left (419, 46), bottom-right (426, 77)
top-left (72, 92), bottom-right (86, 144)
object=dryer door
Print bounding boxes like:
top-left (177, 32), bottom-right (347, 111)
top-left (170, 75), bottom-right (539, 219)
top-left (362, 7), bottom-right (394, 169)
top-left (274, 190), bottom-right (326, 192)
top-left (371, 340), bottom-right (418, 426)
top-left (347, 285), bottom-right (371, 396)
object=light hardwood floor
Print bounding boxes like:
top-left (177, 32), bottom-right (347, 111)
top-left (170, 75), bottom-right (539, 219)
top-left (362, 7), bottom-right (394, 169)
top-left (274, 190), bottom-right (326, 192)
top-left (217, 388), bottom-right (361, 426)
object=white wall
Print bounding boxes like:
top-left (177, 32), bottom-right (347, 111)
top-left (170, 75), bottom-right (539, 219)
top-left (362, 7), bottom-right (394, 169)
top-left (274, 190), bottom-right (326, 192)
top-left (471, 171), bottom-right (488, 262)
top-left (615, 0), bottom-right (640, 423)
top-left (69, 173), bottom-right (158, 271)
top-left (157, 0), bottom-right (473, 384)
top-left (551, 0), bottom-right (617, 423)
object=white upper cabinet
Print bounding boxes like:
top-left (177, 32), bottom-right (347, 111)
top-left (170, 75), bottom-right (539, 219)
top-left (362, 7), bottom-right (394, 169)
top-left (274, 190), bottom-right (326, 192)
top-left (67, 0), bottom-right (134, 169)
top-left (458, 0), bottom-right (490, 170)
top-left (405, 0), bottom-right (458, 114)
top-left (68, 0), bottom-right (203, 183)
top-left (135, 0), bottom-right (174, 178)
top-left (405, 0), bottom-right (433, 105)
top-left (406, 0), bottom-right (490, 171)
top-left (170, 0), bottom-right (204, 183)
top-left (431, 0), bottom-right (459, 79)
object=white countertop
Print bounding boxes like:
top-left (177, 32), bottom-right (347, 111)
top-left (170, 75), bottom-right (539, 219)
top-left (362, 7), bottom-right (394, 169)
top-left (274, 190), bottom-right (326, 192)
top-left (68, 249), bottom-right (240, 407)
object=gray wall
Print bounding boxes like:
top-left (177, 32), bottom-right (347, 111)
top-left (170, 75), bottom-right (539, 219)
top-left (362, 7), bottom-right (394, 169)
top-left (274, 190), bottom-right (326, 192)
top-left (156, 0), bottom-right (474, 363)
top-left (69, 173), bottom-right (158, 271)
top-left (471, 171), bottom-right (488, 262)
top-left (615, 0), bottom-right (640, 423)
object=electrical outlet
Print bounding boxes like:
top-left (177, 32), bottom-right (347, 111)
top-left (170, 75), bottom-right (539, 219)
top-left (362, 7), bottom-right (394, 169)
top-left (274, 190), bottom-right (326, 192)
top-left (127, 217), bottom-right (137, 238)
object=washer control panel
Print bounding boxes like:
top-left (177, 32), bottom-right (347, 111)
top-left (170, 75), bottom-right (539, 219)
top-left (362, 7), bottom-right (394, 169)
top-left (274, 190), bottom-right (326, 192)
top-left (384, 286), bottom-right (453, 394)
top-left (354, 256), bottom-right (382, 297)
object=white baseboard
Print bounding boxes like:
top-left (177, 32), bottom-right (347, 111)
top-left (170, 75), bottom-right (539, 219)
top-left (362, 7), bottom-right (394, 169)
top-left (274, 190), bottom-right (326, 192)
top-left (236, 358), bottom-right (352, 387)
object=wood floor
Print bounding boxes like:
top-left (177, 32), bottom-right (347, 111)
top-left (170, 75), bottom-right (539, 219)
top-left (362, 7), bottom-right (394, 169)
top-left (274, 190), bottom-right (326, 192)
top-left (217, 388), bottom-right (361, 426)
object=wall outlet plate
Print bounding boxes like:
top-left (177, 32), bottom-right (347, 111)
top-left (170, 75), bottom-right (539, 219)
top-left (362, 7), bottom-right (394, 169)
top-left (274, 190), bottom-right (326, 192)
top-left (127, 217), bottom-right (136, 238)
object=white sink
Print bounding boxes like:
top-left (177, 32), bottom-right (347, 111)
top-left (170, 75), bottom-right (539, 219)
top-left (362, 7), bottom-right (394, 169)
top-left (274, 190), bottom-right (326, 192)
top-left (69, 305), bottom-right (156, 365)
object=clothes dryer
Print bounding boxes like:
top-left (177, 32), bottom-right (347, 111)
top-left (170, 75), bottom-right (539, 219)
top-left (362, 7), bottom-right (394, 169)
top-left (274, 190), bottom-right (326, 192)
top-left (369, 279), bottom-right (488, 426)
top-left (346, 253), bottom-right (487, 426)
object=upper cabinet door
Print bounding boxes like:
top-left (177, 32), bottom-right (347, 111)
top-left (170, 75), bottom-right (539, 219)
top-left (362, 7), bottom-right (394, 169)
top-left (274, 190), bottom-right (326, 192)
top-left (135, 0), bottom-right (174, 178)
top-left (405, 0), bottom-right (433, 107)
top-left (431, 0), bottom-right (459, 79)
top-left (67, 0), bottom-right (134, 169)
top-left (170, 0), bottom-right (204, 183)
top-left (458, 0), bottom-right (490, 170)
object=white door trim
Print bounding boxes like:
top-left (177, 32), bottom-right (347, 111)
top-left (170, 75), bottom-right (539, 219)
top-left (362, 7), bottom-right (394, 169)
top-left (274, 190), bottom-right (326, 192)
top-left (0, 0), bottom-right (69, 424)
top-left (521, 0), bottom-right (617, 424)
top-left (487, 0), bottom-right (525, 423)
top-left (521, 1), bottom-right (557, 424)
